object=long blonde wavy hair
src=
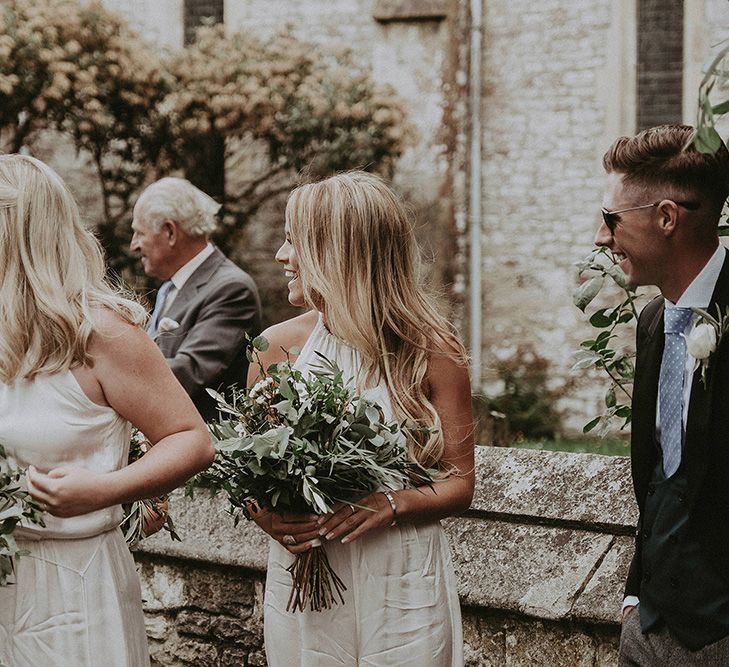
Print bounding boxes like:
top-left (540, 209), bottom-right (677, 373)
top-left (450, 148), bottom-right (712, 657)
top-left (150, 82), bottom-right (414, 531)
top-left (0, 154), bottom-right (146, 383)
top-left (286, 171), bottom-right (468, 467)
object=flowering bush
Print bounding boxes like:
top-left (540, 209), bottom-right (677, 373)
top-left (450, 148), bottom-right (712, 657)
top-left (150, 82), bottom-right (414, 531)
top-left (163, 24), bottom-right (412, 252)
top-left (0, 4), bottom-right (410, 277)
top-left (0, 0), bottom-right (171, 275)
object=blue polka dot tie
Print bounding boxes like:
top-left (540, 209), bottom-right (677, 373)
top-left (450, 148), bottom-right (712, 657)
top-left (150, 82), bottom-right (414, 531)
top-left (146, 280), bottom-right (173, 337)
top-left (659, 306), bottom-right (693, 477)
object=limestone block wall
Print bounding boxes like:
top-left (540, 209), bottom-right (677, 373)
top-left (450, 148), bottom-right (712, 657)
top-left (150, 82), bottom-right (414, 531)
top-left (477, 0), bottom-right (636, 430)
top-left (136, 447), bottom-right (637, 666)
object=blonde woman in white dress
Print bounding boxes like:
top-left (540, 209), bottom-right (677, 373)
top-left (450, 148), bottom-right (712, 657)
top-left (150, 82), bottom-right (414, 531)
top-left (248, 171), bottom-right (475, 666)
top-left (0, 155), bottom-right (214, 667)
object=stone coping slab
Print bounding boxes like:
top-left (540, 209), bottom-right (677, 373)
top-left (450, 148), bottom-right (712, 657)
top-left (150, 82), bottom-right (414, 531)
top-left (138, 449), bottom-right (636, 626)
top-left (445, 517), bottom-right (623, 624)
top-left (471, 447), bottom-right (637, 530)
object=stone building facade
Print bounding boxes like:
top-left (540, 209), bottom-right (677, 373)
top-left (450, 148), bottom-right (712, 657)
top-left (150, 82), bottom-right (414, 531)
top-left (100, 0), bottom-right (729, 433)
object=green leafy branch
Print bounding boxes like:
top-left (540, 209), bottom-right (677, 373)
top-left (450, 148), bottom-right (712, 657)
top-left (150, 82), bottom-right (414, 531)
top-left (0, 444), bottom-right (45, 586)
top-left (573, 248), bottom-right (642, 436)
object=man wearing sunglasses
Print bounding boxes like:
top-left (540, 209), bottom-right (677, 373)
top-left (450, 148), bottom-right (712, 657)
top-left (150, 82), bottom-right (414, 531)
top-left (594, 124), bottom-right (729, 665)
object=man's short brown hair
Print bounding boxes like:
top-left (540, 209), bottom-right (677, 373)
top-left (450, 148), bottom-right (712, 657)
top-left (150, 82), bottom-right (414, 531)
top-left (603, 124), bottom-right (729, 217)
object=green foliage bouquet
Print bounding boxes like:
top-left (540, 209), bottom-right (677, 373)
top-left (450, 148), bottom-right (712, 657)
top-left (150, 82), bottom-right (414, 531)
top-left (190, 337), bottom-right (433, 612)
top-left (120, 429), bottom-right (180, 549)
top-left (0, 445), bottom-right (44, 586)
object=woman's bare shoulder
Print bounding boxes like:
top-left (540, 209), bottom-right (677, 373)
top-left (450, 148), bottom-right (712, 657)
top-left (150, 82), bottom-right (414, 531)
top-left (260, 310), bottom-right (319, 354)
top-left (249, 310), bottom-right (318, 382)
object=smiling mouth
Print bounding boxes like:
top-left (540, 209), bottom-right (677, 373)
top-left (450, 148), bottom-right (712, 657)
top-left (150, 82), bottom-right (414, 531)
top-left (285, 270), bottom-right (298, 279)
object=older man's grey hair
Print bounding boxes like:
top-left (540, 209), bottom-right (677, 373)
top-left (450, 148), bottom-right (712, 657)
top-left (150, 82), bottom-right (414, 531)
top-left (136, 177), bottom-right (221, 237)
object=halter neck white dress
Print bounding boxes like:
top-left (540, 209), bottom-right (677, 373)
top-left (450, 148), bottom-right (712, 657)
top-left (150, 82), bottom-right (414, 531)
top-left (263, 315), bottom-right (463, 666)
top-left (0, 371), bottom-right (149, 667)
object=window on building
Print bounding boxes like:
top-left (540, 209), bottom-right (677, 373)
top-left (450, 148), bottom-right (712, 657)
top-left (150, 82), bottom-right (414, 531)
top-left (636, 0), bottom-right (684, 131)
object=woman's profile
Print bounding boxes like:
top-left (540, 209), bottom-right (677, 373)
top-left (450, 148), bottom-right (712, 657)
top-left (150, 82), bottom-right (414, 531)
top-left (249, 171), bottom-right (475, 666)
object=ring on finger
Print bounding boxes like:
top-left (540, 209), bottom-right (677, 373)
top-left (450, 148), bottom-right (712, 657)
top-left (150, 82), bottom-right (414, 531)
top-left (282, 534), bottom-right (296, 546)
top-left (348, 504), bottom-right (356, 515)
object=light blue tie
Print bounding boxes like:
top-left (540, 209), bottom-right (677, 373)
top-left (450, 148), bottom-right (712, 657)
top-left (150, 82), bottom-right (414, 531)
top-left (146, 280), bottom-right (173, 337)
top-left (659, 306), bottom-right (693, 477)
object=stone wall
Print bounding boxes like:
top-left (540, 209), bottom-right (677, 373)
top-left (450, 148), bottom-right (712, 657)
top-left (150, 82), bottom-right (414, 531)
top-left (136, 447), bottom-right (638, 666)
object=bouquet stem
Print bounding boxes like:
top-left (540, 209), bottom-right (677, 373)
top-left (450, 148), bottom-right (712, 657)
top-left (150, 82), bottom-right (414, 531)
top-left (286, 541), bottom-right (346, 612)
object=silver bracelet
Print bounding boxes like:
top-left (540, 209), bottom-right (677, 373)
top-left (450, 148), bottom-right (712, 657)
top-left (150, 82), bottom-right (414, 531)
top-left (383, 491), bottom-right (398, 526)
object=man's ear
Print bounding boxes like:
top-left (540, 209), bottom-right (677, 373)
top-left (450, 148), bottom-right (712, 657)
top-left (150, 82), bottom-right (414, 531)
top-left (656, 200), bottom-right (680, 237)
top-left (161, 220), bottom-right (178, 245)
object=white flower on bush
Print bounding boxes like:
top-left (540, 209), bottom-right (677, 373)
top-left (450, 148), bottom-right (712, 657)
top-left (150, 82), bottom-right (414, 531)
top-left (250, 376), bottom-right (274, 398)
top-left (686, 322), bottom-right (717, 360)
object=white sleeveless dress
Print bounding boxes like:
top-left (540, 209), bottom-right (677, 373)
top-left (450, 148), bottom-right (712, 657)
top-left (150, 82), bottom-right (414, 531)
top-left (263, 315), bottom-right (464, 666)
top-left (0, 371), bottom-right (149, 667)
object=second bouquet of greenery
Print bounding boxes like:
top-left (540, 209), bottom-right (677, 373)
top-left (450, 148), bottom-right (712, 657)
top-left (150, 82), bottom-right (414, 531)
top-left (189, 337), bottom-right (434, 613)
top-left (0, 445), bottom-right (45, 587)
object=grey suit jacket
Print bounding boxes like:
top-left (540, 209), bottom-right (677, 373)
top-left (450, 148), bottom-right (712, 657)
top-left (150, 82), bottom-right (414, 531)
top-left (155, 247), bottom-right (261, 421)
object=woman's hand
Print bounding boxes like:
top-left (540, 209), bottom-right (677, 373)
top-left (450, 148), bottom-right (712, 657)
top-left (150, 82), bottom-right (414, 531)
top-left (141, 498), bottom-right (169, 537)
top-left (27, 465), bottom-right (114, 518)
top-left (316, 493), bottom-right (395, 544)
top-left (254, 509), bottom-right (322, 555)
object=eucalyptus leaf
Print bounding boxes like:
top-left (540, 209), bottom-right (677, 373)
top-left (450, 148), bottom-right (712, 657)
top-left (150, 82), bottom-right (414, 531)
top-left (712, 99), bottom-right (729, 115)
top-left (573, 276), bottom-right (605, 311)
top-left (694, 126), bottom-right (723, 154)
top-left (605, 264), bottom-right (629, 290)
top-left (252, 335), bottom-right (270, 352)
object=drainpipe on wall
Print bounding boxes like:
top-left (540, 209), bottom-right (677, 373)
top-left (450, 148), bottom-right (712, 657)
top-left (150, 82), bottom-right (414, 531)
top-left (469, 0), bottom-right (483, 390)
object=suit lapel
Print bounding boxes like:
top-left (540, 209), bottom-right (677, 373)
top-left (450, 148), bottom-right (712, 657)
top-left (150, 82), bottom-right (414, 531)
top-left (684, 248), bottom-right (729, 502)
top-left (164, 247), bottom-right (225, 321)
top-left (631, 298), bottom-right (664, 500)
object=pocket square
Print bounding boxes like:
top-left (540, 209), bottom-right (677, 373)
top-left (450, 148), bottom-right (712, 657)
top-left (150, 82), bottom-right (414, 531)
top-left (157, 317), bottom-right (180, 334)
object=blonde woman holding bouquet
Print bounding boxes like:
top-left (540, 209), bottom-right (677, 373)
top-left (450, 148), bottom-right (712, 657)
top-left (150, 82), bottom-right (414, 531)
top-left (0, 155), bottom-right (214, 666)
top-left (249, 171), bottom-right (475, 666)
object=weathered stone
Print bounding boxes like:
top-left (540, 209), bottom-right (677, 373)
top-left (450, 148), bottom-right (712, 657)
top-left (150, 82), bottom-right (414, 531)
top-left (247, 650), bottom-right (267, 666)
top-left (572, 535), bottom-right (634, 624)
top-left (141, 489), bottom-right (270, 571)
top-left (462, 614), bottom-right (506, 666)
top-left (176, 610), bottom-right (213, 638)
top-left (138, 561), bottom-right (187, 611)
top-left (219, 646), bottom-right (249, 666)
top-left (145, 614), bottom-right (171, 641)
top-left (505, 621), bottom-right (597, 665)
top-left (211, 616), bottom-right (254, 643)
top-left (176, 638), bottom-right (217, 666)
top-left (446, 516), bottom-right (614, 619)
top-left (184, 567), bottom-right (257, 616)
top-left (134, 449), bottom-right (641, 662)
top-left (471, 446), bottom-right (637, 528)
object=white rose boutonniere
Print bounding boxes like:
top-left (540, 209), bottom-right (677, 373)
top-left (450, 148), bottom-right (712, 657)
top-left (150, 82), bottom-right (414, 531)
top-left (686, 322), bottom-right (716, 360)
top-left (157, 317), bottom-right (180, 334)
top-left (689, 306), bottom-right (729, 388)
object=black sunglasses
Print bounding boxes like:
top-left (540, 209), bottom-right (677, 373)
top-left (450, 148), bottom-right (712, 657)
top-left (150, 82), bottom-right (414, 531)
top-left (601, 200), bottom-right (700, 233)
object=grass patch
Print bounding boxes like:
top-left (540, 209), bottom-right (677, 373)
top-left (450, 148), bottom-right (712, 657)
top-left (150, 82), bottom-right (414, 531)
top-left (511, 436), bottom-right (629, 456)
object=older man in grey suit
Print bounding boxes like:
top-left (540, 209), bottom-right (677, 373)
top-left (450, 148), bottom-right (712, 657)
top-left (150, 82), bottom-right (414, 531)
top-left (131, 177), bottom-right (261, 421)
